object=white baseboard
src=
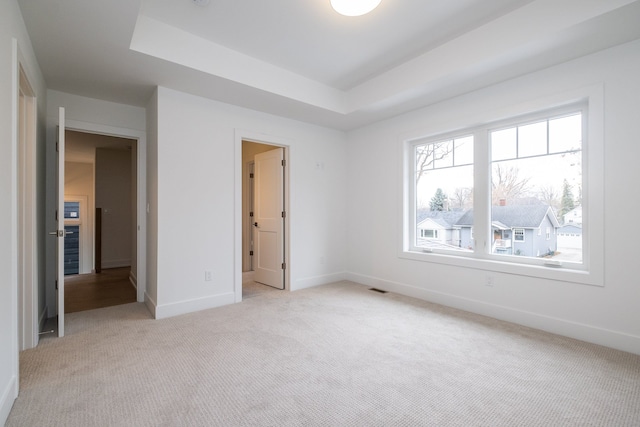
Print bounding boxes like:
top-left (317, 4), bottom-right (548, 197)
top-left (101, 259), bottom-right (131, 269)
top-left (0, 375), bottom-right (17, 426)
top-left (129, 271), bottom-right (137, 289)
top-left (293, 272), bottom-right (347, 291)
top-left (346, 272), bottom-right (640, 355)
top-left (38, 305), bottom-right (48, 333)
top-left (154, 292), bottom-right (236, 320)
top-left (144, 291), bottom-right (157, 318)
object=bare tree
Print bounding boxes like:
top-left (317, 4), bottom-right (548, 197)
top-left (538, 185), bottom-right (559, 211)
top-left (451, 187), bottom-right (473, 210)
top-left (491, 164), bottom-right (532, 205)
top-left (415, 141), bottom-right (453, 183)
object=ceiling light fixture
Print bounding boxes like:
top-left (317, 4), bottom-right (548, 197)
top-left (330, 0), bottom-right (382, 17)
top-left (192, 0), bottom-right (210, 6)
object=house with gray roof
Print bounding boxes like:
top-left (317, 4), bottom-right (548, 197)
top-left (416, 209), bottom-right (467, 250)
top-left (455, 205), bottom-right (560, 257)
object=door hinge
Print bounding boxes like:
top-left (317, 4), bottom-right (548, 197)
top-left (281, 159), bottom-right (286, 167)
top-left (250, 250), bottom-right (254, 256)
top-left (249, 173), bottom-right (254, 179)
top-left (281, 262), bottom-right (286, 270)
top-left (281, 211), bottom-right (286, 218)
top-left (56, 141), bottom-right (59, 152)
top-left (55, 279), bottom-right (58, 290)
top-left (55, 209), bottom-right (58, 221)
top-left (249, 211), bottom-right (254, 217)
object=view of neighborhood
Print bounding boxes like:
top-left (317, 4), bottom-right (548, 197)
top-left (414, 112), bottom-right (583, 263)
top-left (416, 203), bottom-right (582, 262)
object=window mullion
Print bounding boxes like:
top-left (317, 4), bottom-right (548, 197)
top-left (473, 130), bottom-right (491, 258)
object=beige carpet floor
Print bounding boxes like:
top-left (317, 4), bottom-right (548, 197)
top-left (7, 281), bottom-right (640, 426)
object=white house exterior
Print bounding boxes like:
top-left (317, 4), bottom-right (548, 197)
top-left (563, 206), bottom-right (582, 225)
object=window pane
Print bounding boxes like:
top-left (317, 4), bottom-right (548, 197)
top-left (415, 137), bottom-right (474, 252)
top-left (549, 114), bottom-right (581, 153)
top-left (64, 201), bottom-right (80, 219)
top-left (490, 111), bottom-right (582, 262)
top-left (64, 225), bottom-right (80, 275)
top-left (518, 121), bottom-right (547, 158)
top-left (491, 128), bottom-right (516, 161)
top-left (454, 136), bottom-right (474, 165)
top-left (416, 145), bottom-right (434, 172)
top-left (433, 140), bottom-right (454, 169)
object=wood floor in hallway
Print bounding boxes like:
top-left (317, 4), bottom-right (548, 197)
top-left (64, 267), bottom-right (136, 313)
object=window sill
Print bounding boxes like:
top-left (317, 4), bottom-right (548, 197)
top-left (399, 249), bottom-right (603, 287)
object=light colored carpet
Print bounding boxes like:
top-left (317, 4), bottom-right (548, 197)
top-left (7, 281), bottom-right (640, 426)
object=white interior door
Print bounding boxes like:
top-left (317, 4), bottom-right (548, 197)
top-left (253, 148), bottom-right (284, 289)
top-left (55, 107), bottom-right (65, 337)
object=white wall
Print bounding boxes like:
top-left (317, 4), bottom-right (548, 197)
top-left (95, 148), bottom-right (132, 268)
top-left (0, 0), bottom-right (47, 424)
top-left (46, 90), bottom-right (146, 310)
top-left (146, 87), bottom-right (348, 318)
top-left (65, 161), bottom-right (94, 195)
top-left (346, 39), bottom-right (640, 355)
top-left (146, 90), bottom-right (159, 308)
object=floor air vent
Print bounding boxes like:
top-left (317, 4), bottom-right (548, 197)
top-left (369, 288), bottom-right (388, 294)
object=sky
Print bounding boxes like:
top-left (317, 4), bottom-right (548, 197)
top-left (416, 113), bottom-right (582, 210)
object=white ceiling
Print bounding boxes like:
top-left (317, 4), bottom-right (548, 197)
top-left (17, 0), bottom-right (640, 130)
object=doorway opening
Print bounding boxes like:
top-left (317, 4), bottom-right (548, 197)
top-left (63, 130), bottom-right (138, 313)
top-left (241, 140), bottom-right (289, 300)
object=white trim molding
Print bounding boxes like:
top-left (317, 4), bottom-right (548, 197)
top-left (347, 272), bottom-right (640, 356)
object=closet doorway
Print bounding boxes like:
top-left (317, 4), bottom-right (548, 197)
top-left (241, 140), bottom-right (289, 299)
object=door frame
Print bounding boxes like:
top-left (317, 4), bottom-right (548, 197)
top-left (16, 59), bottom-right (38, 350)
top-left (234, 130), bottom-right (290, 302)
top-left (243, 160), bottom-right (255, 272)
top-left (60, 121), bottom-right (147, 303)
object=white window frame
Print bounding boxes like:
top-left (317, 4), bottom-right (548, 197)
top-left (400, 85), bottom-right (604, 287)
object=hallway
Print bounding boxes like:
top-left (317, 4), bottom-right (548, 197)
top-left (64, 267), bottom-right (136, 313)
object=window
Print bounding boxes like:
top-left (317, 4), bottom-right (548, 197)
top-left (404, 95), bottom-right (603, 286)
top-left (413, 136), bottom-right (473, 252)
top-left (64, 201), bottom-right (81, 275)
top-left (490, 112), bottom-right (581, 261)
top-left (513, 228), bottom-right (525, 242)
top-left (421, 229), bottom-right (439, 239)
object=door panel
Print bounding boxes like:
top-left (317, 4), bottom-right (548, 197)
top-left (253, 148), bottom-right (284, 289)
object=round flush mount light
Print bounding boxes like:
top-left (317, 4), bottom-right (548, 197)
top-left (331, 0), bottom-right (382, 16)
top-left (192, 0), bottom-right (210, 6)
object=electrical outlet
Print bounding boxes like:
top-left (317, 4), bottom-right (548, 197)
top-left (485, 275), bottom-right (494, 287)
top-left (205, 271), bottom-right (212, 282)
